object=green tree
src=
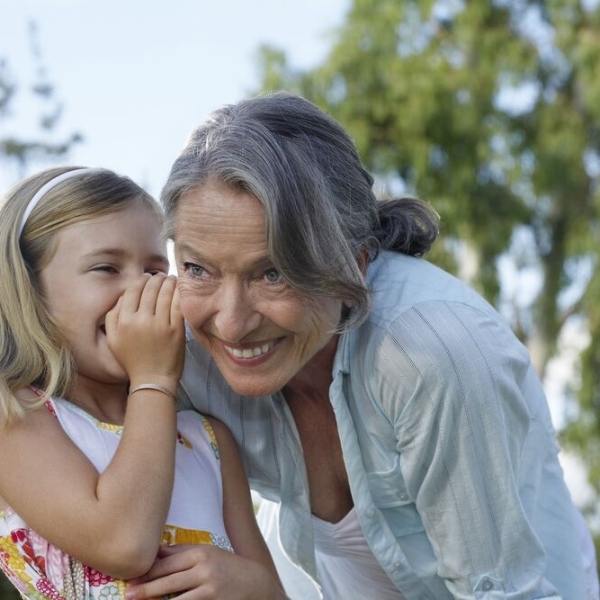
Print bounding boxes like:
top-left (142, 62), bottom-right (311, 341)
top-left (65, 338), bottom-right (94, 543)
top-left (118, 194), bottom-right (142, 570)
top-left (0, 21), bottom-right (81, 600)
top-left (254, 0), bottom-right (600, 561)
top-left (1, 21), bottom-right (81, 181)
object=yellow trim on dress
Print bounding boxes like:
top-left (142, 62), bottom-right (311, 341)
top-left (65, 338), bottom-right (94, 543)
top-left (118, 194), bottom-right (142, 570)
top-left (160, 525), bottom-right (213, 546)
top-left (199, 416), bottom-right (220, 459)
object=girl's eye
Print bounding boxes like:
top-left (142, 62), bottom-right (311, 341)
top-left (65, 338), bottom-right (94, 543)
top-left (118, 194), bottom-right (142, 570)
top-left (93, 265), bottom-right (118, 273)
top-left (183, 262), bottom-right (206, 278)
top-left (264, 268), bottom-right (282, 284)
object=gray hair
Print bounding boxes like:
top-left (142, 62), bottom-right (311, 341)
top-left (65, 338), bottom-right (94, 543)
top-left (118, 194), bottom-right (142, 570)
top-left (162, 92), bottom-right (438, 329)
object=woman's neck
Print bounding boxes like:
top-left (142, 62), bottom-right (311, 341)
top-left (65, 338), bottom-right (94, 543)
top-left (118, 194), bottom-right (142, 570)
top-left (284, 335), bottom-right (339, 403)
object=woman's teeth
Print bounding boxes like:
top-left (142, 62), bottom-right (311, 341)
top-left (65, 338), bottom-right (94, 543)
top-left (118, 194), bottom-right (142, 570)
top-left (225, 341), bottom-right (275, 358)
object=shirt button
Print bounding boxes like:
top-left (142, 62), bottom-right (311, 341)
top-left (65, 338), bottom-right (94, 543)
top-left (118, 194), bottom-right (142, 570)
top-left (393, 561), bottom-right (402, 571)
top-left (482, 578), bottom-right (494, 591)
top-left (367, 508), bottom-right (376, 518)
top-left (397, 491), bottom-right (409, 501)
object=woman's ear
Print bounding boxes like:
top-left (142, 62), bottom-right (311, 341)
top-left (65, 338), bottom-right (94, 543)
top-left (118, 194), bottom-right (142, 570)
top-left (357, 247), bottom-right (370, 276)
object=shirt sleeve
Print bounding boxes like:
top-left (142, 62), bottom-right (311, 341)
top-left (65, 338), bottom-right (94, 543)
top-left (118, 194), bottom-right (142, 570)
top-left (372, 299), bottom-right (564, 599)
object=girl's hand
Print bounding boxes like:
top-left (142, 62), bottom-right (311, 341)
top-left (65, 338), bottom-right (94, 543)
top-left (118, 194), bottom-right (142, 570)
top-left (105, 274), bottom-right (185, 389)
top-left (125, 545), bottom-right (288, 600)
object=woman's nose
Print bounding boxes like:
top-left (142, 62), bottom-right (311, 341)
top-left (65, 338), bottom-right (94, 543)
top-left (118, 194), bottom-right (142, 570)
top-left (212, 283), bottom-right (261, 342)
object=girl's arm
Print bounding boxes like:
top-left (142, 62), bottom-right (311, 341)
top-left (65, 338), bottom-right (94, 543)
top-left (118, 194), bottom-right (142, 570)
top-left (212, 416), bottom-right (282, 583)
top-left (0, 274), bottom-right (184, 579)
top-left (123, 417), bottom-right (288, 600)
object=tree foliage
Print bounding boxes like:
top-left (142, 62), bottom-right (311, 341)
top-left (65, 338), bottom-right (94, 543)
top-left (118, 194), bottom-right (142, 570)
top-left (0, 21), bottom-right (81, 181)
top-left (254, 0), bottom-right (600, 551)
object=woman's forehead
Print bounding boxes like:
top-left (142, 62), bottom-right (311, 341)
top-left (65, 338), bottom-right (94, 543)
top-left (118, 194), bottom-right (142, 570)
top-left (178, 182), bottom-right (265, 229)
top-left (175, 185), bottom-right (269, 260)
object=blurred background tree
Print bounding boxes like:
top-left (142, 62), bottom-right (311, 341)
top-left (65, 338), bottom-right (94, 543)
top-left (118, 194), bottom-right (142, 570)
top-left (1, 21), bottom-right (81, 182)
top-left (255, 0), bottom-right (600, 570)
top-left (0, 20), bottom-right (80, 600)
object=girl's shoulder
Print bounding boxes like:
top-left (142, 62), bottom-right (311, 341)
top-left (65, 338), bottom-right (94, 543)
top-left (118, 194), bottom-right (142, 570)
top-left (0, 389), bottom-right (66, 510)
top-left (0, 386), bottom-right (59, 427)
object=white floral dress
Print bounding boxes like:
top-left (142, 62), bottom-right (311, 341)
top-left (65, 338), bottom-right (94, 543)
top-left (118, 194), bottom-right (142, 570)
top-left (0, 397), bottom-right (233, 599)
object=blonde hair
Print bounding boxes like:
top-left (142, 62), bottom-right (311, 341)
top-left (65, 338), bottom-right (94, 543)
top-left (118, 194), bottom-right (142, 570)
top-left (0, 166), bottom-right (162, 424)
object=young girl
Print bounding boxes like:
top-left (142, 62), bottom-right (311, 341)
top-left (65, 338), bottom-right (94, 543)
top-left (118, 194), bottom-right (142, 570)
top-left (0, 167), bottom-right (284, 599)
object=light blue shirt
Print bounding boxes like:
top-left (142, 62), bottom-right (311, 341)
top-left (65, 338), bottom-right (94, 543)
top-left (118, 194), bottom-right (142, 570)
top-left (179, 251), bottom-right (588, 599)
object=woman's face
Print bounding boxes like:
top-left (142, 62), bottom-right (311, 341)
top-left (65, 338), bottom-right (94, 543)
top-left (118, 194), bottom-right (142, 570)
top-left (174, 180), bottom-right (342, 397)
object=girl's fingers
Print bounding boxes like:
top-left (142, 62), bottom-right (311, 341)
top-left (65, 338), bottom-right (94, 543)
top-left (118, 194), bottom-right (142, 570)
top-left (137, 273), bottom-right (168, 314)
top-left (120, 274), bottom-right (175, 320)
top-left (142, 546), bottom-right (200, 580)
top-left (153, 276), bottom-right (178, 321)
top-left (157, 544), bottom-right (188, 558)
top-left (169, 284), bottom-right (183, 328)
top-left (127, 570), bottom-right (199, 600)
top-left (119, 273), bottom-right (152, 314)
top-left (104, 296), bottom-right (122, 338)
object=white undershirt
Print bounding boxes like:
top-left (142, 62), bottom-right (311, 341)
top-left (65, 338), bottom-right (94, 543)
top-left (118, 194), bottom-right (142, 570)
top-left (313, 508), bottom-right (407, 600)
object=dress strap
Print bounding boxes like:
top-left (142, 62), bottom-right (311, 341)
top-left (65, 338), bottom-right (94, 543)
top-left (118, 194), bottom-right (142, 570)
top-left (28, 385), bottom-right (44, 398)
top-left (28, 385), bottom-right (58, 419)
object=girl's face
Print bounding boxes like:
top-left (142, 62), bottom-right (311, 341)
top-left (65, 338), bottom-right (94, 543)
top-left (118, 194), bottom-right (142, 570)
top-left (174, 180), bottom-right (343, 398)
top-left (40, 204), bottom-right (169, 387)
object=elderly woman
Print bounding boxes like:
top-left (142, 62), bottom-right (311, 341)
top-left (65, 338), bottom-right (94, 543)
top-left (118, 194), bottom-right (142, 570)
top-left (128, 93), bottom-right (594, 600)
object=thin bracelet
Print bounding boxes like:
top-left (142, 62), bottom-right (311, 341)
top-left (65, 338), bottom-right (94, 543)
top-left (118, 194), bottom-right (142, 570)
top-left (128, 383), bottom-right (177, 402)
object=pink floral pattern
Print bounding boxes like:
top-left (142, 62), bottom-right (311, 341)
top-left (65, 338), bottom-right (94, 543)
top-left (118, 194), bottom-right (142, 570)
top-left (0, 513), bottom-right (128, 599)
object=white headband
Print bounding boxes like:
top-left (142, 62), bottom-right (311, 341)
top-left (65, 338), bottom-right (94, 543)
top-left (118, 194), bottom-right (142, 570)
top-left (18, 168), bottom-right (102, 237)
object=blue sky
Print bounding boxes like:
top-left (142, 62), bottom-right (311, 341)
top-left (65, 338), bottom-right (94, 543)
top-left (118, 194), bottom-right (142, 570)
top-left (1, 0), bottom-right (347, 194)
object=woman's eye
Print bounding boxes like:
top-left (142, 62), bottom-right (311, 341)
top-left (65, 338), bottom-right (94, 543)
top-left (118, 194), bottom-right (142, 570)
top-left (264, 268), bottom-right (282, 284)
top-left (183, 262), bottom-right (205, 278)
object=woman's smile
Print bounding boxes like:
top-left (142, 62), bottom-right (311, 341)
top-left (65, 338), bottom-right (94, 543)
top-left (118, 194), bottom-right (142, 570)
top-left (222, 339), bottom-right (280, 360)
